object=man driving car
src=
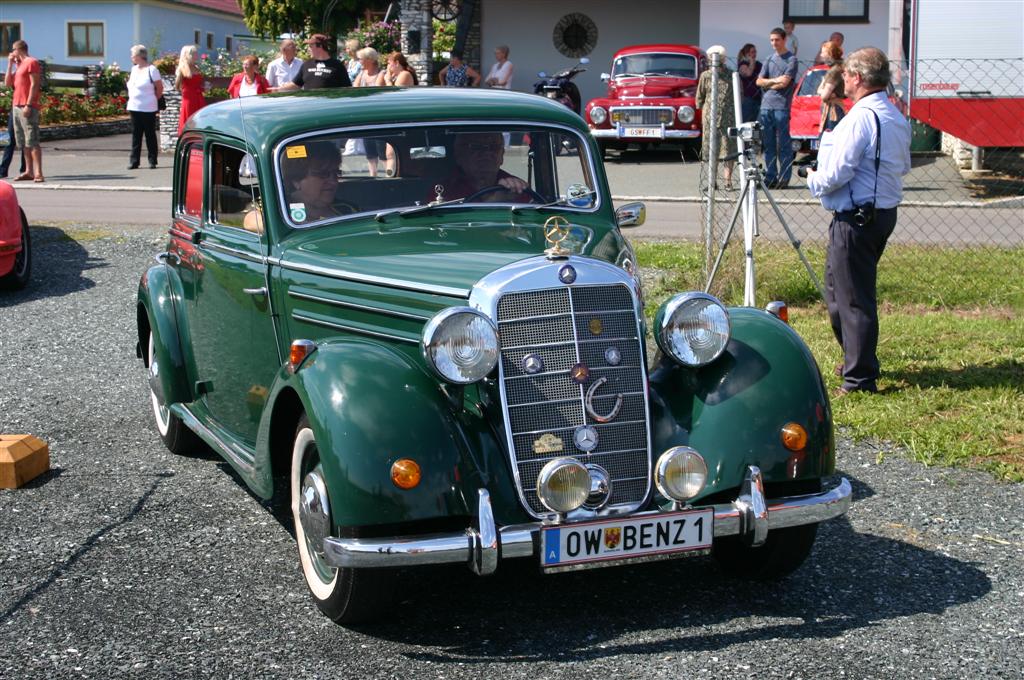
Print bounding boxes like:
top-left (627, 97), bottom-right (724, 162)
top-left (433, 132), bottom-right (529, 202)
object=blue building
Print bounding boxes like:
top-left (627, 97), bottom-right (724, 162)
top-left (0, 0), bottom-right (252, 70)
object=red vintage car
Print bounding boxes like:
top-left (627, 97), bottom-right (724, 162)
top-left (789, 64), bottom-right (852, 157)
top-left (585, 44), bottom-right (705, 156)
top-left (0, 182), bottom-right (31, 290)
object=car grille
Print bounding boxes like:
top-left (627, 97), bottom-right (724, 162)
top-left (496, 284), bottom-right (651, 517)
top-left (610, 106), bottom-right (673, 126)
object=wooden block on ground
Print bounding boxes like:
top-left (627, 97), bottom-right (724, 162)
top-left (0, 435), bottom-right (50, 489)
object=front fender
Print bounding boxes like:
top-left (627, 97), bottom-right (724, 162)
top-left (263, 340), bottom-right (474, 528)
top-left (137, 263), bottom-right (193, 406)
top-left (649, 307), bottom-right (833, 500)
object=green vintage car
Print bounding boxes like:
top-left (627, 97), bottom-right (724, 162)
top-left (136, 87), bottom-right (850, 625)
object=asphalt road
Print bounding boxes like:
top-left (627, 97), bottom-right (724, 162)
top-left (1, 223), bottom-right (1022, 679)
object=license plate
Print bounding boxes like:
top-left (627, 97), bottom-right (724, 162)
top-left (810, 138), bottom-right (820, 150)
top-left (620, 126), bottom-right (664, 139)
top-left (540, 508), bottom-right (713, 571)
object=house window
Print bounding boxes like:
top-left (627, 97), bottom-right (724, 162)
top-left (68, 22), bottom-right (104, 58)
top-left (206, 32), bottom-right (214, 50)
top-left (1, 22), bottom-right (21, 53)
top-left (784, 0), bottom-right (868, 22)
top-left (194, 29), bottom-right (201, 45)
top-left (225, 36), bottom-right (233, 54)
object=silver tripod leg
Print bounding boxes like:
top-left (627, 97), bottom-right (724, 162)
top-left (758, 182), bottom-right (827, 300)
top-left (704, 177), bottom-right (752, 293)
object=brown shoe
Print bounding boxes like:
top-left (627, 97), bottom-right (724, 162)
top-left (13, 172), bottom-right (32, 181)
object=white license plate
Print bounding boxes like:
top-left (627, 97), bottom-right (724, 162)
top-left (620, 126), bottom-right (664, 139)
top-left (810, 138), bottom-right (820, 150)
top-left (541, 508), bottom-right (713, 571)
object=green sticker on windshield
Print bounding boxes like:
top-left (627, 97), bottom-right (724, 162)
top-left (289, 203), bottom-right (307, 222)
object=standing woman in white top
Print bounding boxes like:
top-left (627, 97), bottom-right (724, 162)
top-left (126, 44), bottom-right (163, 169)
top-left (484, 45), bottom-right (513, 89)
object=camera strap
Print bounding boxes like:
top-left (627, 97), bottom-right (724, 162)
top-left (848, 109), bottom-right (881, 210)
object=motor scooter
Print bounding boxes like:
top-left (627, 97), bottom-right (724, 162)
top-left (533, 57), bottom-right (589, 114)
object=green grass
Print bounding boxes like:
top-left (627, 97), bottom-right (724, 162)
top-left (635, 240), bottom-right (1024, 481)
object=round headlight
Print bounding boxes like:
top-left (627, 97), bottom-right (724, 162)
top-left (422, 307), bottom-right (499, 384)
top-left (590, 105), bottom-right (608, 125)
top-left (655, 292), bottom-right (730, 367)
top-left (536, 457), bottom-right (590, 514)
top-left (677, 105), bottom-right (695, 123)
top-left (656, 447), bottom-right (708, 502)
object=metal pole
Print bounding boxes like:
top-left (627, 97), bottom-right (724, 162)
top-left (703, 53), bottom-right (720, 280)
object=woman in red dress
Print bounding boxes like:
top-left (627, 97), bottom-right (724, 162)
top-left (174, 45), bottom-right (206, 135)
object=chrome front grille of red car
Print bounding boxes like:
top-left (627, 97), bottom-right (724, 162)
top-left (495, 284), bottom-right (652, 518)
top-left (609, 106), bottom-right (674, 126)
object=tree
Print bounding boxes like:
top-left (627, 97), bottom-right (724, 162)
top-left (240, 0), bottom-right (377, 42)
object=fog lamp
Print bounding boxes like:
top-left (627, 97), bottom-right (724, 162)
top-left (658, 109), bottom-right (673, 123)
top-left (391, 458), bottom-right (422, 489)
top-left (655, 447), bottom-right (708, 502)
top-left (536, 457), bottom-right (590, 514)
top-left (780, 423), bottom-right (808, 451)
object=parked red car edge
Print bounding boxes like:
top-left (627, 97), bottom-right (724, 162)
top-left (0, 182), bottom-right (31, 290)
top-left (585, 44), bottom-right (705, 156)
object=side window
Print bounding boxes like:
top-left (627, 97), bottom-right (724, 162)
top-left (210, 144), bottom-right (261, 232)
top-left (178, 143), bottom-right (204, 219)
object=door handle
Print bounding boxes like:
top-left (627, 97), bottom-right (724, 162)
top-left (243, 287), bottom-right (268, 296)
top-left (155, 252), bottom-right (180, 265)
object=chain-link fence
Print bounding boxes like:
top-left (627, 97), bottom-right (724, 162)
top-left (699, 58), bottom-right (1024, 308)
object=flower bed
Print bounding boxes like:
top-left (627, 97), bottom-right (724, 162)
top-left (0, 91), bottom-right (127, 127)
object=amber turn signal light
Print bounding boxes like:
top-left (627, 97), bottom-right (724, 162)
top-left (289, 339), bottom-right (316, 371)
top-left (780, 422), bottom-right (808, 451)
top-left (391, 458), bottom-right (421, 489)
top-left (765, 301), bottom-right (789, 324)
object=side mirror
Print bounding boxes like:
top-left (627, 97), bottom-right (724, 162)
top-left (600, 72), bottom-right (610, 82)
top-left (239, 153), bottom-right (258, 186)
top-left (615, 202), bottom-right (646, 228)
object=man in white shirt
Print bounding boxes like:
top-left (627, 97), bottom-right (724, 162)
top-left (807, 47), bottom-right (911, 396)
top-left (266, 39), bottom-right (301, 91)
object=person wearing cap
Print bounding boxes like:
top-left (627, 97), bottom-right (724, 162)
top-left (696, 45), bottom-right (737, 190)
top-left (278, 34), bottom-right (351, 91)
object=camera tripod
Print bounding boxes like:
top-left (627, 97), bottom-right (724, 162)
top-left (704, 142), bottom-right (825, 306)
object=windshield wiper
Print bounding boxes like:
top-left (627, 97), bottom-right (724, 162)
top-left (511, 190), bottom-right (597, 213)
top-left (375, 197), bottom-right (467, 222)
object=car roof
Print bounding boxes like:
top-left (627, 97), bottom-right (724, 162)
top-left (612, 44), bottom-right (701, 58)
top-left (185, 87), bottom-right (590, 145)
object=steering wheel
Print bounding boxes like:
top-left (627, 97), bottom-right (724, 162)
top-left (465, 185), bottom-right (545, 204)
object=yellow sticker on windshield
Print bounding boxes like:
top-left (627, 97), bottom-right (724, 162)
top-left (286, 145), bottom-right (307, 159)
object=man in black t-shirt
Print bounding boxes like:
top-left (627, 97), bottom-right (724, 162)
top-left (279, 34), bottom-right (351, 91)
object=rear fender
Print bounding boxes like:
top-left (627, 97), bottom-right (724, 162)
top-left (649, 307), bottom-right (833, 500)
top-left (137, 264), bottom-right (193, 406)
top-left (257, 339), bottom-right (474, 528)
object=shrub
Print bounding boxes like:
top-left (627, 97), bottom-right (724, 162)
top-left (346, 21), bottom-right (401, 56)
top-left (432, 19), bottom-right (456, 60)
top-left (92, 62), bottom-right (128, 95)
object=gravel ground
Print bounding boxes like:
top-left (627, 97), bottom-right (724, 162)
top-left (1, 224), bottom-right (1022, 679)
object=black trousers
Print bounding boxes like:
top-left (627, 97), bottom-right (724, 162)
top-left (825, 207), bottom-right (898, 391)
top-left (0, 110), bottom-right (26, 177)
top-left (130, 111), bottom-right (159, 166)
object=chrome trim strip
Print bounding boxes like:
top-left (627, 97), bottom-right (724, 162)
top-left (288, 290), bottom-right (431, 322)
top-left (322, 477), bottom-right (853, 569)
top-left (508, 391), bottom-right (644, 408)
top-left (291, 312), bottom-right (419, 344)
top-left (201, 240), bottom-right (266, 264)
top-left (173, 404), bottom-right (255, 473)
top-left (274, 258), bottom-right (470, 299)
top-left (272, 119), bottom-right (603, 230)
top-left (511, 419), bottom-right (648, 439)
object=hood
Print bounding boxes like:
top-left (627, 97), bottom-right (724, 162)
top-left (281, 216), bottom-right (624, 296)
top-left (610, 76), bottom-right (696, 100)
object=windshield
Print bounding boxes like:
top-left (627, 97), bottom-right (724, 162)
top-left (612, 53), bottom-right (697, 79)
top-left (275, 124), bottom-right (597, 227)
top-left (798, 69), bottom-right (827, 96)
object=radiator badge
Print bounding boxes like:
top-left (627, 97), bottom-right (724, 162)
top-left (588, 318), bottom-right (603, 336)
top-left (574, 425), bottom-right (599, 452)
top-left (558, 264), bottom-right (577, 284)
top-left (543, 215), bottom-right (572, 259)
top-left (585, 376), bottom-right (624, 424)
top-left (521, 353), bottom-right (544, 374)
top-left (570, 362), bottom-right (590, 384)
top-left (605, 346), bottom-right (622, 366)
top-left (533, 433), bottom-right (564, 455)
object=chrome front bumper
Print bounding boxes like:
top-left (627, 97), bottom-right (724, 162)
top-left (322, 466), bottom-right (851, 575)
top-left (590, 128), bottom-right (700, 139)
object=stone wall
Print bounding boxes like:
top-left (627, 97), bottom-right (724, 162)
top-left (159, 81), bottom-right (181, 150)
top-left (400, 0), bottom-right (434, 85)
top-left (39, 117), bottom-right (133, 141)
